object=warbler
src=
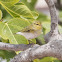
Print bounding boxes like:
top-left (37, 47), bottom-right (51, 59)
top-left (16, 21), bottom-right (42, 40)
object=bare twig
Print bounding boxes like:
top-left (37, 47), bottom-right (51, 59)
top-left (0, 42), bottom-right (35, 51)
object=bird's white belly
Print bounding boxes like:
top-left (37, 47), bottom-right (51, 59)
top-left (22, 32), bottom-right (40, 40)
top-left (16, 31), bottom-right (41, 40)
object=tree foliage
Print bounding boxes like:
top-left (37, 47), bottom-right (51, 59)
top-left (0, 0), bottom-right (62, 62)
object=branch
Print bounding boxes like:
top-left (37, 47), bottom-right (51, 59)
top-left (0, 42), bottom-right (34, 51)
top-left (9, 0), bottom-right (62, 62)
top-left (44, 0), bottom-right (60, 42)
top-left (46, 0), bottom-right (58, 33)
top-left (10, 40), bottom-right (62, 62)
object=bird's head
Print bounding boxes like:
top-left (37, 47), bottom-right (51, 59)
top-left (32, 21), bottom-right (42, 30)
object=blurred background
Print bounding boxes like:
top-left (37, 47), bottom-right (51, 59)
top-left (0, 0), bottom-right (62, 62)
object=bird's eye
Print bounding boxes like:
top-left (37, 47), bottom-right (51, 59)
top-left (36, 24), bottom-right (39, 25)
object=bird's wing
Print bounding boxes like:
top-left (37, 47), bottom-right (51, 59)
top-left (21, 25), bottom-right (35, 33)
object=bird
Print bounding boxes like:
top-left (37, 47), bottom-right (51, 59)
top-left (16, 21), bottom-right (42, 43)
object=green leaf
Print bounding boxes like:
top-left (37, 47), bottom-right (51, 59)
top-left (0, 1), bottom-right (38, 19)
top-left (7, 18), bottom-right (30, 28)
top-left (33, 59), bottom-right (40, 62)
top-left (58, 25), bottom-right (62, 33)
top-left (33, 57), bottom-right (60, 62)
top-left (32, 11), bottom-right (39, 19)
top-left (37, 34), bottom-right (46, 44)
top-left (0, 2), bottom-right (33, 19)
top-left (59, 11), bottom-right (62, 18)
top-left (0, 0), bottom-right (20, 5)
top-left (40, 57), bottom-right (60, 62)
top-left (42, 22), bottom-right (62, 34)
top-left (0, 10), bottom-right (2, 20)
top-left (0, 18), bottom-right (31, 44)
top-left (0, 37), bottom-right (9, 43)
top-left (0, 50), bottom-right (16, 61)
top-left (31, 39), bottom-right (36, 44)
top-left (21, 0), bottom-right (37, 10)
top-left (7, 18), bottom-right (36, 44)
top-left (0, 18), bottom-right (36, 44)
top-left (37, 13), bottom-right (50, 22)
top-left (8, 2), bottom-right (33, 18)
top-left (42, 22), bottom-right (50, 34)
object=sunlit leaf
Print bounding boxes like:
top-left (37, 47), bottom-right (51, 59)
top-left (37, 13), bottom-right (50, 22)
top-left (42, 22), bottom-right (50, 34)
top-left (0, 50), bottom-right (16, 61)
top-left (0, 0), bottom-right (20, 5)
top-left (0, 0), bottom-right (39, 19)
top-left (21, 0), bottom-right (37, 10)
top-left (33, 57), bottom-right (60, 62)
top-left (0, 18), bottom-right (36, 44)
top-left (0, 2), bottom-right (34, 19)
top-left (33, 59), bottom-right (40, 62)
top-left (0, 18), bottom-right (31, 44)
top-left (32, 11), bottom-right (39, 19)
top-left (42, 22), bottom-right (62, 34)
top-left (40, 57), bottom-right (60, 62)
top-left (0, 10), bottom-right (2, 20)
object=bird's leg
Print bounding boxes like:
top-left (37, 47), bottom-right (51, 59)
top-left (28, 40), bottom-right (35, 45)
top-left (28, 40), bottom-right (34, 47)
top-left (28, 40), bottom-right (32, 44)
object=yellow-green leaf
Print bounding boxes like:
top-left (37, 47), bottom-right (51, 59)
top-left (0, 0), bottom-right (20, 5)
top-left (42, 22), bottom-right (62, 34)
top-left (0, 10), bottom-right (2, 20)
top-left (0, 18), bottom-right (31, 44)
top-left (0, 0), bottom-right (38, 19)
top-left (0, 2), bottom-right (34, 19)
